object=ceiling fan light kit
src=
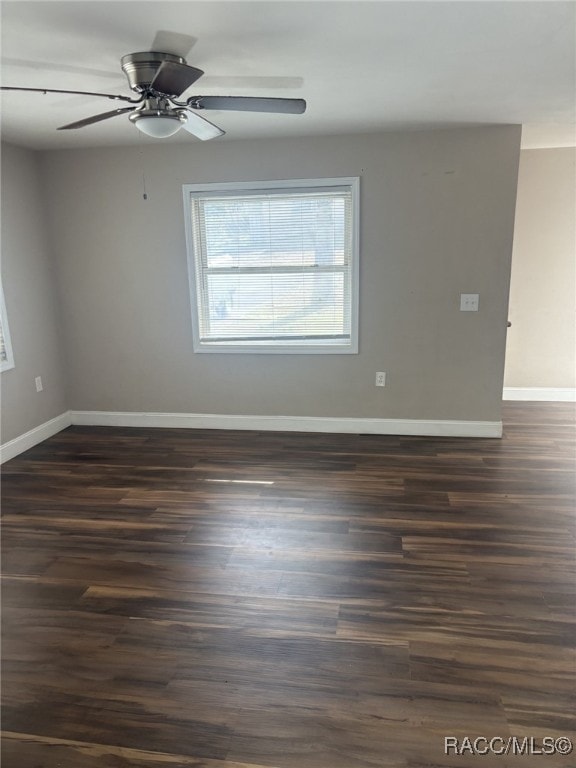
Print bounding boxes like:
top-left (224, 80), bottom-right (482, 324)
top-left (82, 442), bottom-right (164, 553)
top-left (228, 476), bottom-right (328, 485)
top-left (128, 98), bottom-right (188, 138)
top-left (2, 50), bottom-right (307, 141)
top-left (130, 112), bottom-right (186, 138)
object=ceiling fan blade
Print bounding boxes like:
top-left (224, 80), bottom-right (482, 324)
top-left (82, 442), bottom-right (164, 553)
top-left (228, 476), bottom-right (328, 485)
top-left (150, 31), bottom-right (197, 58)
top-left (182, 110), bottom-right (225, 141)
top-left (1, 86), bottom-right (137, 103)
top-left (188, 96), bottom-right (306, 114)
top-left (150, 61), bottom-right (204, 97)
top-left (58, 106), bottom-right (134, 130)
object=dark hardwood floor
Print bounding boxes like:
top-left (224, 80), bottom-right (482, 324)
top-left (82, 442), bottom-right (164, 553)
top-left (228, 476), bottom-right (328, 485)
top-left (1, 402), bottom-right (574, 767)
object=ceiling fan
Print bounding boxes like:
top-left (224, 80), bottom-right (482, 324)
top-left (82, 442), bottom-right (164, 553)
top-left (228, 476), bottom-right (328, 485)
top-left (1, 51), bottom-right (307, 140)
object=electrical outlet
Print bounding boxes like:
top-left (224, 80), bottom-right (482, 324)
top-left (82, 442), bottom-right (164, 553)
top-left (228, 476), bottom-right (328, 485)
top-left (375, 372), bottom-right (386, 387)
top-left (460, 293), bottom-right (479, 312)
top-left (35, 376), bottom-right (43, 392)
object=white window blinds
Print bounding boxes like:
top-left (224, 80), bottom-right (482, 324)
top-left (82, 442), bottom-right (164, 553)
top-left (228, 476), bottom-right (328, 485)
top-left (0, 324), bottom-right (7, 363)
top-left (183, 178), bottom-right (359, 353)
top-left (0, 282), bottom-right (15, 372)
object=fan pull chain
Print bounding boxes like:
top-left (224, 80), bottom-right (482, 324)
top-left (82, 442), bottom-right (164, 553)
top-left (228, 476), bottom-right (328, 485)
top-left (139, 141), bottom-right (148, 200)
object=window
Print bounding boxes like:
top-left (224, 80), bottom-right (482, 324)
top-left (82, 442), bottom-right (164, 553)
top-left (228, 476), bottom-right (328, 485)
top-left (0, 282), bottom-right (14, 372)
top-left (183, 177), bottom-right (359, 353)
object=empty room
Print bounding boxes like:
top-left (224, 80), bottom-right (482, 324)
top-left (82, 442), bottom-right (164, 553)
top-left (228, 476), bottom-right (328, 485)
top-left (1, 2), bottom-right (574, 767)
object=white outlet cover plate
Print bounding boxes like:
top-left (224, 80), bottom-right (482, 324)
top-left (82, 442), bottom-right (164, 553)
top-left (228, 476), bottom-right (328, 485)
top-left (460, 293), bottom-right (479, 311)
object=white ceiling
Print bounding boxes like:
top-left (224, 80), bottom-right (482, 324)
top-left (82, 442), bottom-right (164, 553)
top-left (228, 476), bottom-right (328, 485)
top-left (1, 1), bottom-right (575, 150)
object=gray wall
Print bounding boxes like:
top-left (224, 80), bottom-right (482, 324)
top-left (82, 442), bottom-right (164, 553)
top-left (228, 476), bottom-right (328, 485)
top-left (504, 147), bottom-right (576, 388)
top-left (41, 126), bottom-right (520, 423)
top-left (1, 143), bottom-right (67, 443)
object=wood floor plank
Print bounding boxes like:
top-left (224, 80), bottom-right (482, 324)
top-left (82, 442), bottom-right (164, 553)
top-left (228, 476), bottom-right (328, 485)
top-left (1, 402), bottom-right (574, 767)
top-left (1, 732), bottom-right (276, 768)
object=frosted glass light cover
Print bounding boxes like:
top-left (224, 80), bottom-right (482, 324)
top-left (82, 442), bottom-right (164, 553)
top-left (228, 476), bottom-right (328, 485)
top-left (134, 115), bottom-right (183, 138)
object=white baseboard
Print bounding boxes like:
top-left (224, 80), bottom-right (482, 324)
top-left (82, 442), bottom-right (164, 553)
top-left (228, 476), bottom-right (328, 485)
top-left (0, 410), bottom-right (505, 465)
top-left (503, 387), bottom-right (576, 402)
top-left (70, 410), bottom-right (502, 438)
top-left (0, 411), bottom-right (72, 464)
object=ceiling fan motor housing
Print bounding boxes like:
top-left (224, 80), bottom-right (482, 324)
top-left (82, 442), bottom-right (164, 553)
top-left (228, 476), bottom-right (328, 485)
top-left (121, 51), bottom-right (185, 92)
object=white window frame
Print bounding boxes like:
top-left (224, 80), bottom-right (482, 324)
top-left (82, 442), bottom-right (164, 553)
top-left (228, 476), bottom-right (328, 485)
top-left (182, 177), bottom-right (360, 354)
top-left (0, 281), bottom-right (15, 373)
